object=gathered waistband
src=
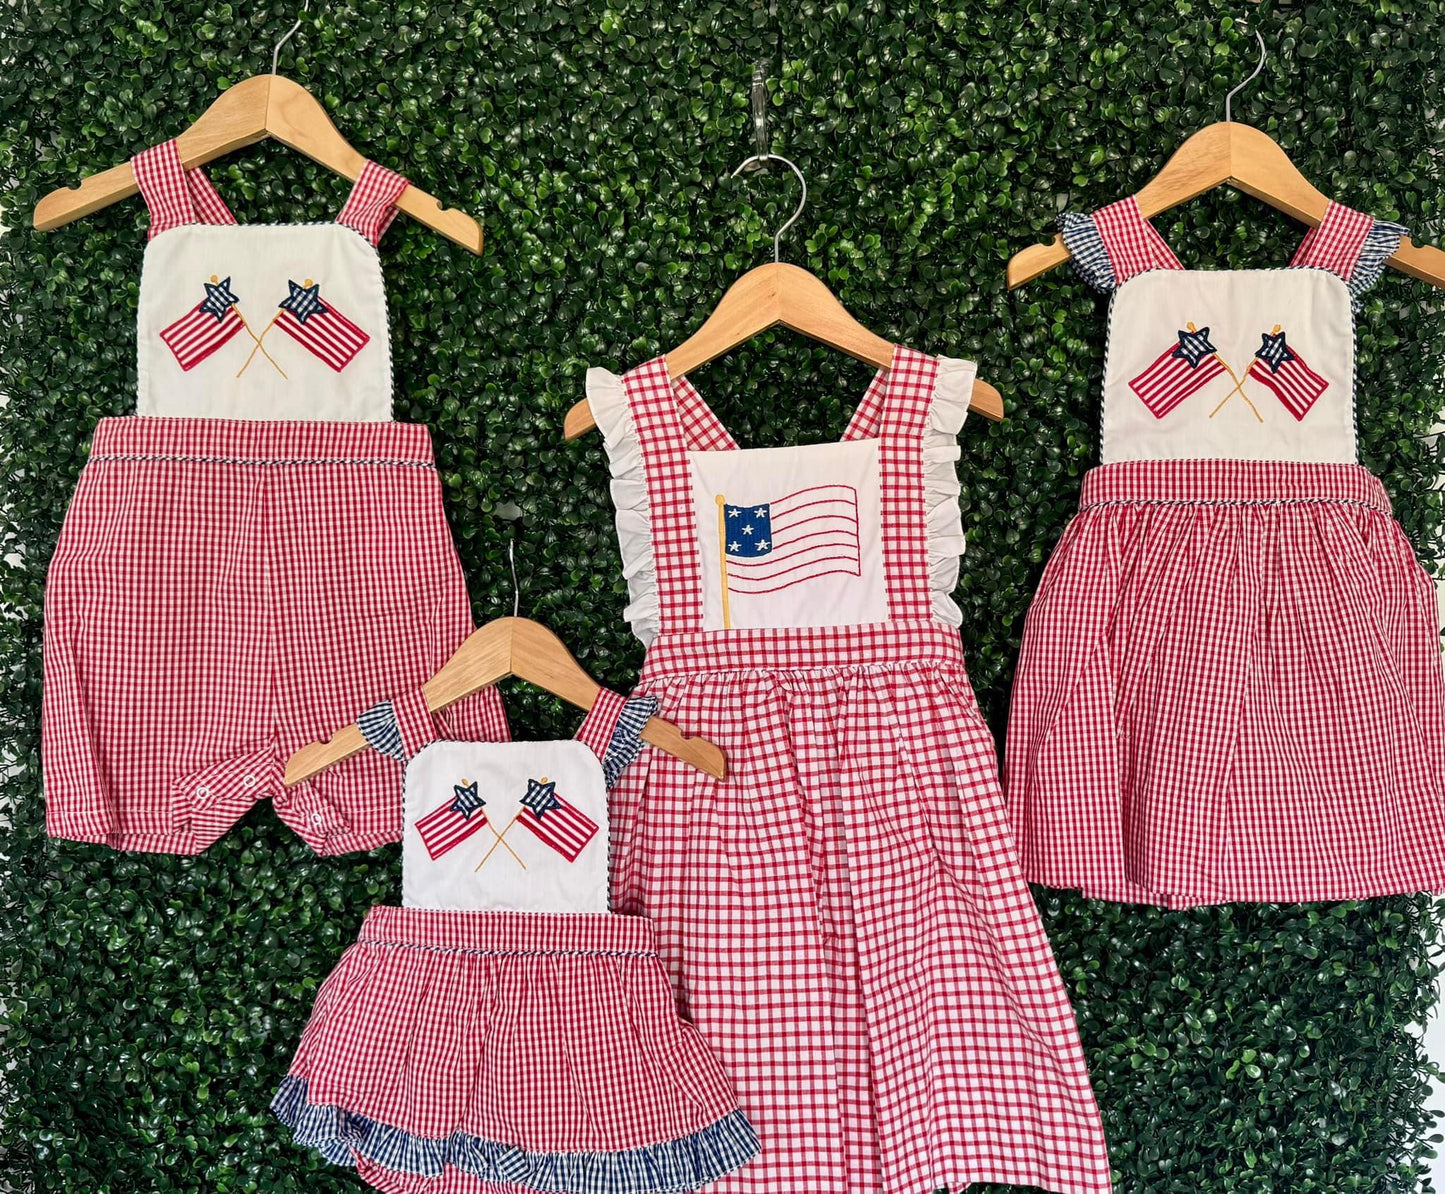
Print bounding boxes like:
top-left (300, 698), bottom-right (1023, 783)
top-left (356, 905), bottom-right (657, 957)
top-left (1080, 459), bottom-right (1392, 513)
top-left (88, 417), bottom-right (436, 467)
top-left (640, 619), bottom-right (966, 683)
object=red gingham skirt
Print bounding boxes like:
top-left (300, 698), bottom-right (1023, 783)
top-left (273, 906), bottom-right (757, 1192)
top-left (42, 417), bottom-right (506, 855)
top-left (1005, 459), bottom-right (1445, 907)
top-left (612, 621), bottom-right (1112, 1194)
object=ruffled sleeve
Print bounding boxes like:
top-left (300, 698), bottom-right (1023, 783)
top-left (586, 367), bottom-right (661, 647)
top-left (1348, 218), bottom-right (1408, 301)
top-left (1058, 211), bottom-right (1117, 292)
top-left (923, 356), bottom-right (976, 628)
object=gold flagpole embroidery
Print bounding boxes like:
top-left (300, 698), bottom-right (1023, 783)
top-left (716, 495), bottom-right (732, 630)
top-left (1200, 321), bottom-right (1263, 422)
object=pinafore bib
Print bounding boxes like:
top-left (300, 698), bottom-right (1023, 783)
top-left (133, 138), bottom-right (402, 420)
top-left (1005, 197), bottom-right (1445, 906)
top-left (588, 350), bottom-right (1112, 1194)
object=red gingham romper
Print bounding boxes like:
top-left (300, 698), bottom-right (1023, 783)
top-left (41, 140), bottom-right (507, 855)
top-left (589, 348), bottom-right (1112, 1194)
top-left (1005, 196), bottom-right (1445, 907)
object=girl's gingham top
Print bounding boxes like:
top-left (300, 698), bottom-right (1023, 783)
top-left (1059, 194), bottom-right (1407, 464)
top-left (132, 138), bottom-right (407, 421)
top-left (357, 685), bottom-right (655, 914)
top-left (585, 349), bottom-right (977, 642)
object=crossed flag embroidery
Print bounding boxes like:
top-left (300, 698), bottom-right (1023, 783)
top-left (1129, 323), bottom-right (1329, 423)
top-left (159, 275), bottom-right (370, 378)
top-left (473, 776), bottom-right (601, 873)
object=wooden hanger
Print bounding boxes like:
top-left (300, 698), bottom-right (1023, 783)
top-left (1006, 121), bottom-right (1445, 290)
top-left (564, 155), bottom-right (1004, 439)
top-left (32, 73), bottom-right (483, 254)
top-left (284, 617), bottom-right (726, 786)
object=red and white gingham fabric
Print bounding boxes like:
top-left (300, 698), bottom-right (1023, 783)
top-left (278, 906), bottom-right (752, 1176)
top-left (338, 161), bottom-right (410, 247)
top-left (132, 139), bottom-right (237, 237)
top-left (1291, 200), bottom-right (1376, 280)
top-left (1005, 459), bottom-right (1445, 907)
top-left (42, 417), bottom-right (508, 855)
top-left (605, 349), bottom-right (1112, 1193)
top-left (1092, 194), bottom-right (1184, 282)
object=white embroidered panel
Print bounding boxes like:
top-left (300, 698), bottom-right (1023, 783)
top-left (1100, 269), bottom-right (1356, 464)
top-left (687, 439), bottom-right (887, 632)
top-left (136, 225), bottom-right (392, 421)
top-left (401, 741), bottom-right (608, 914)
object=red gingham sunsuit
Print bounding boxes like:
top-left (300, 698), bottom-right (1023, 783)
top-left (1005, 196), bottom-right (1445, 907)
top-left (588, 348), bottom-right (1112, 1194)
top-left (41, 140), bottom-right (506, 855)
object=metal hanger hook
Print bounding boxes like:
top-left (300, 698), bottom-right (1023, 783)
top-left (730, 153), bottom-right (807, 264)
top-left (507, 536), bottom-right (520, 618)
top-left (271, 0), bottom-right (311, 76)
top-left (1224, 28), bottom-right (1267, 123)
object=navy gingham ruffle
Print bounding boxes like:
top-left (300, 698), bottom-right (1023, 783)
top-left (357, 700), bottom-right (405, 760)
top-left (271, 1074), bottom-right (759, 1192)
top-left (1058, 210), bottom-right (1116, 291)
top-left (601, 695), bottom-right (658, 790)
top-left (1347, 218), bottom-right (1408, 302)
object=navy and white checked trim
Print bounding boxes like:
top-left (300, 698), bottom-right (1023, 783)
top-left (1348, 218), bottom-right (1408, 302)
top-left (357, 701), bottom-right (405, 760)
top-left (272, 1075), bottom-right (760, 1189)
top-left (1058, 211), bottom-right (1116, 291)
top-left (601, 695), bottom-right (658, 790)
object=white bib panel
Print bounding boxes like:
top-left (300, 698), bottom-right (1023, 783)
top-left (1100, 269), bottom-right (1356, 464)
top-left (136, 225), bottom-right (392, 421)
top-left (401, 740), bottom-right (609, 915)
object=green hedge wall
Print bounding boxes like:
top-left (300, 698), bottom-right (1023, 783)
top-left (3, 1), bottom-right (1444, 1190)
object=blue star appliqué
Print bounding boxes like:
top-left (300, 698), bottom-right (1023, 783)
top-left (1254, 329), bottom-right (1296, 374)
top-left (278, 279), bottom-right (328, 323)
top-left (1170, 326), bottom-right (1218, 369)
top-left (520, 777), bottom-right (560, 817)
top-left (198, 276), bottom-right (240, 320)
top-left (449, 780), bottom-right (485, 819)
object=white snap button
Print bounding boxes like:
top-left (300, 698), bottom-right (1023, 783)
top-left (311, 812), bottom-right (325, 825)
top-left (242, 774), bottom-right (258, 789)
top-left (194, 785), bottom-right (210, 798)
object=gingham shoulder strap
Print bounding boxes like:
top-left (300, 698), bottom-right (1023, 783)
top-left (131, 139), bottom-right (237, 239)
top-left (1058, 194), bottom-right (1184, 291)
top-left (1290, 199), bottom-right (1408, 302)
top-left (337, 161), bottom-right (410, 247)
top-left (573, 688), bottom-right (658, 790)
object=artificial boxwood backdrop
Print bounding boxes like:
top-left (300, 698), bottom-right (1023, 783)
top-left (3, 1), bottom-right (1444, 1190)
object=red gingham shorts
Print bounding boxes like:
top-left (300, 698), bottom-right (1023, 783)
top-left (42, 417), bottom-right (507, 855)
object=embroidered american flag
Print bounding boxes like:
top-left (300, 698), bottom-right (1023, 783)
top-left (720, 485), bottom-right (862, 596)
top-left (414, 780), bottom-right (490, 861)
top-left (159, 276), bottom-right (246, 370)
top-left (274, 279), bottom-right (370, 372)
top-left (1128, 325), bottom-right (1228, 418)
top-left (1247, 328), bottom-right (1329, 420)
top-left (515, 777), bottom-right (598, 862)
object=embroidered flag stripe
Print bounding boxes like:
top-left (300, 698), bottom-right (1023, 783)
top-left (1128, 337), bottom-right (1227, 418)
top-left (515, 785), bottom-right (599, 863)
top-left (275, 302), bottom-right (370, 372)
top-left (723, 485), bottom-right (862, 595)
top-left (160, 303), bottom-right (246, 371)
top-left (414, 796), bottom-right (490, 861)
top-left (1248, 354), bottom-right (1330, 421)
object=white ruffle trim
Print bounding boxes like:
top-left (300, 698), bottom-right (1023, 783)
top-left (587, 367), bottom-right (663, 647)
top-left (924, 356), bottom-right (976, 628)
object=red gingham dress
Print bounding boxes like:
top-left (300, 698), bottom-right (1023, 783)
top-left (592, 348), bottom-right (1112, 1194)
top-left (1005, 197), bottom-right (1445, 907)
top-left (41, 140), bottom-right (507, 854)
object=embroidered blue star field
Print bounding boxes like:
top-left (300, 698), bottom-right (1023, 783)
top-left (1254, 329), bottom-right (1296, 373)
top-left (279, 279), bottom-right (328, 323)
top-left (724, 503), bottom-right (774, 557)
top-left (198, 276), bottom-right (241, 320)
top-left (1170, 326), bottom-right (1218, 368)
top-left (449, 780), bottom-right (485, 819)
